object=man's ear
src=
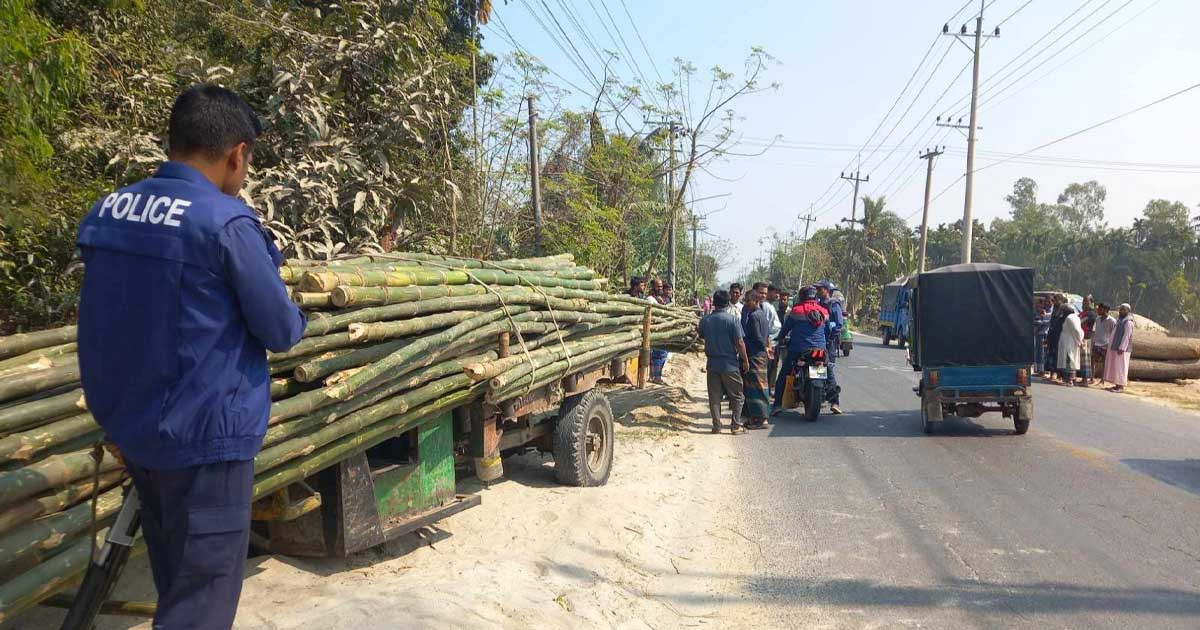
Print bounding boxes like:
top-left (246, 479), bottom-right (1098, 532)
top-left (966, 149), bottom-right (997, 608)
top-left (227, 141), bottom-right (250, 173)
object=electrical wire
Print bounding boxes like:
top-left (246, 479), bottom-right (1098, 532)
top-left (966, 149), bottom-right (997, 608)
top-left (618, 0), bottom-right (666, 86)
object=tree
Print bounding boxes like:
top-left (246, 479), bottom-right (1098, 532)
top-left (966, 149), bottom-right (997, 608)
top-left (1056, 180), bottom-right (1106, 231)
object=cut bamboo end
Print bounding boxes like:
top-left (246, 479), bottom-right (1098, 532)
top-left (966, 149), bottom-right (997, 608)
top-left (347, 323), bottom-right (368, 343)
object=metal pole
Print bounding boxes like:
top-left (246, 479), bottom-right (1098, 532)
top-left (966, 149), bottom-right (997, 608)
top-left (667, 124), bottom-right (677, 287)
top-left (918, 147), bottom-right (944, 274)
top-left (797, 212), bottom-right (815, 289)
top-left (962, 2), bottom-right (984, 263)
top-left (527, 95), bottom-right (543, 256)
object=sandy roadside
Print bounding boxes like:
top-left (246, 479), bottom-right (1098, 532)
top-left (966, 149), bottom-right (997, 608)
top-left (20, 352), bottom-right (760, 630)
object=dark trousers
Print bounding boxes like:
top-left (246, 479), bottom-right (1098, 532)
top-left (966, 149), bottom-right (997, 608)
top-left (706, 371), bottom-right (744, 428)
top-left (126, 459), bottom-right (254, 630)
top-left (825, 341), bottom-right (841, 405)
top-left (767, 347), bottom-right (780, 389)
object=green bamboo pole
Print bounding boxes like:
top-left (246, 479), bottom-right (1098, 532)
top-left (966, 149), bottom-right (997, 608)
top-left (269, 348), bottom-right (352, 377)
top-left (292, 292), bottom-right (334, 309)
top-left (0, 344), bottom-right (77, 373)
top-left (0, 414), bottom-right (99, 465)
top-left (0, 364), bottom-right (80, 405)
top-left (344, 310), bottom-right (480, 344)
top-left (257, 373), bottom-right (474, 472)
top-left (264, 350), bottom-right (496, 448)
top-left (293, 338), bottom-right (410, 384)
top-left (272, 309), bottom-right (482, 363)
top-left (0, 390), bottom-right (87, 435)
top-left (463, 330), bottom-right (643, 382)
top-left (0, 352), bottom-right (77, 382)
top-left (0, 527), bottom-right (104, 623)
top-left (0, 449), bottom-right (122, 507)
top-left (331, 281), bottom-right (607, 308)
top-left (322, 307), bottom-right (533, 401)
top-left (0, 486), bottom-right (121, 577)
top-left (489, 343), bottom-right (642, 402)
top-left (271, 378), bottom-right (307, 401)
top-left (302, 290), bottom-right (593, 337)
top-left (0, 470), bottom-right (124, 538)
top-left (0, 327), bottom-right (77, 361)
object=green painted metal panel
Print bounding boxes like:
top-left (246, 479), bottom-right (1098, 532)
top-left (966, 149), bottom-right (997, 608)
top-left (373, 412), bottom-right (456, 520)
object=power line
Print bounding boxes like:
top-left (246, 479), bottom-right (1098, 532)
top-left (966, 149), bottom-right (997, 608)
top-left (984, 0), bottom-right (1165, 112)
top-left (977, 0), bottom-right (1136, 110)
top-left (975, 79), bottom-right (1200, 174)
top-left (618, 0), bottom-right (665, 86)
top-left (942, 0), bottom-right (1103, 119)
top-left (590, 0), bottom-right (660, 109)
top-left (487, 14), bottom-right (596, 98)
top-left (996, 0), bottom-right (1036, 28)
top-left (803, 0), bottom-right (982, 220)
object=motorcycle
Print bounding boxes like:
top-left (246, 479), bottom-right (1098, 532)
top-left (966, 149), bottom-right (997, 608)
top-left (840, 327), bottom-right (853, 357)
top-left (792, 348), bottom-right (830, 422)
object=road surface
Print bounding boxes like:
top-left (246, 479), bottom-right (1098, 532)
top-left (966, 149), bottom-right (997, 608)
top-left (726, 336), bottom-right (1200, 628)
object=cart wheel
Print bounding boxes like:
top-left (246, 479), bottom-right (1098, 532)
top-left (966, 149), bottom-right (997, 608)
top-left (921, 405), bottom-right (934, 434)
top-left (553, 389), bottom-right (614, 486)
top-left (1014, 417), bottom-right (1030, 435)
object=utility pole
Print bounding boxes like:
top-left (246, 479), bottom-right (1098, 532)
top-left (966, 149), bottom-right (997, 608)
top-left (667, 124), bottom-right (677, 288)
top-left (797, 210), bottom-right (816, 289)
top-left (917, 147), bottom-right (944, 274)
top-left (943, 0), bottom-right (998, 263)
top-left (839, 170), bottom-right (870, 232)
top-left (527, 95), bottom-right (543, 256)
top-left (840, 170), bottom-right (869, 312)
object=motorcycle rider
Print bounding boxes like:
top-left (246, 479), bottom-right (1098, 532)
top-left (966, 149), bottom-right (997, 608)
top-left (770, 286), bottom-right (828, 415)
top-left (815, 280), bottom-right (845, 414)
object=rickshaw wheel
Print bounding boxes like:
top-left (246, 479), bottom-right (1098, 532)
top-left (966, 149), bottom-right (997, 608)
top-left (921, 404), bottom-right (934, 434)
top-left (1014, 418), bottom-right (1030, 435)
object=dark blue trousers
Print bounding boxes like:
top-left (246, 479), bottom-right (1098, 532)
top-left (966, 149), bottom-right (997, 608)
top-left (825, 340), bottom-right (841, 405)
top-left (125, 458), bottom-right (254, 630)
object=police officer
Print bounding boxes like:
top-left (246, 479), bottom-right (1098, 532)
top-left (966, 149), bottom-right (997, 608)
top-left (77, 84), bottom-right (307, 629)
top-left (814, 280), bottom-right (844, 414)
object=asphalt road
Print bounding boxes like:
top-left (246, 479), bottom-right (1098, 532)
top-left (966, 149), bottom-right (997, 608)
top-left (730, 336), bottom-right (1200, 628)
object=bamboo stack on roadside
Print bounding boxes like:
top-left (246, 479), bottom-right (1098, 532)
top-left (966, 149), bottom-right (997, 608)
top-left (0, 252), bottom-right (698, 622)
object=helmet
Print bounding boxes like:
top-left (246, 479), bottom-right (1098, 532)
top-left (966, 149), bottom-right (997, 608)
top-left (816, 280), bottom-right (837, 292)
top-left (800, 286), bottom-right (818, 301)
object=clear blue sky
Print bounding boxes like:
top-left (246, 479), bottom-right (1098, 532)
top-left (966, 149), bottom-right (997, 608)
top-left (483, 0), bottom-right (1200, 281)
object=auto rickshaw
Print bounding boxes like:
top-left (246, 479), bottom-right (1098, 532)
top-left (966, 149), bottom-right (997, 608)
top-left (909, 263), bottom-right (1034, 435)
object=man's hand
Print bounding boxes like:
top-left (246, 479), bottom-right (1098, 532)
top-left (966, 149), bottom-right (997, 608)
top-left (102, 439), bottom-right (125, 468)
top-left (741, 358), bottom-right (750, 374)
top-left (767, 346), bottom-right (775, 360)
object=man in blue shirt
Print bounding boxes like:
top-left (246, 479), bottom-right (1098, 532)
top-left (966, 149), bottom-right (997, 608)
top-left (815, 280), bottom-right (844, 414)
top-left (77, 84), bottom-right (306, 629)
top-left (698, 290), bottom-right (750, 434)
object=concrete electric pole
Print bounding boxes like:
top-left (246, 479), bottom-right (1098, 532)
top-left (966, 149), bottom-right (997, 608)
top-left (917, 147), bottom-right (944, 274)
top-left (797, 211), bottom-right (816, 289)
top-left (942, 0), bottom-right (998, 263)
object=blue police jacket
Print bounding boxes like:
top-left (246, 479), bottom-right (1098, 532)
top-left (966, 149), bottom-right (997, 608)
top-left (777, 301), bottom-right (828, 353)
top-left (77, 161), bottom-right (307, 470)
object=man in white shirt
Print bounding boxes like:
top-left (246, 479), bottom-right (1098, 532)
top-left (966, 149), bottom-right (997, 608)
top-left (1090, 302), bottom-right (1117, 386)
top-left (724, 283), bottom-right (744, 318)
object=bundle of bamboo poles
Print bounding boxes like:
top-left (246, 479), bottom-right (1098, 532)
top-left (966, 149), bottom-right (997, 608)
top-left (0, 252), bottom-right (697, 622)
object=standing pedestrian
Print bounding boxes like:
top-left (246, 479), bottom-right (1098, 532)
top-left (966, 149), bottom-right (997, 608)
top-left (740, 290), bottom-right (772, 429)
top-left (699, 290), bottom-right (750, 434)
top-left (76, 84), bottom-right (308, 629)
top-left (1034, 300), bottom-right (1051, 374)
top-left (1105, 303), bottom-right (1134, 392)
top-left (725, 283), bottom-right (744, 318)
top-left (1091, 303), bottom-right (1116, 387)
top-left (754, 282), bottom-right (783, 386)
top-left (1078, 295), bottom-right (1096, 385)
top-left (1045, 295), bottom-right (1067, 380)
top-left (648, 280), bottom-right (670, 386)
top-left (1057, 305), bottom-right (1084, 386)
top-left (629, 276), bottom-right (647, 299)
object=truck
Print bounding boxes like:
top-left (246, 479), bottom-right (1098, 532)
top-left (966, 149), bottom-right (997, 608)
top-left (879, 277), bottom-right (912, 348)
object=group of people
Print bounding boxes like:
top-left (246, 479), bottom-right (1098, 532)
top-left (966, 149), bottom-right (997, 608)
top-left (697, 280), bottom-right (846, 434)
top-left (1036, 294), bottom-right (1135, 392)
top-left (628, 276), bottom-right (675, 385)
